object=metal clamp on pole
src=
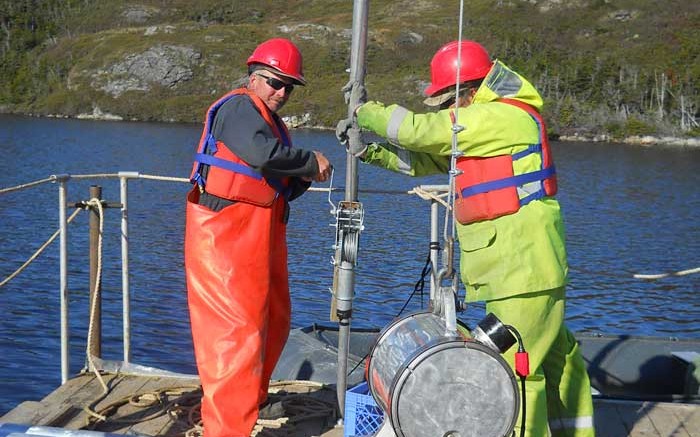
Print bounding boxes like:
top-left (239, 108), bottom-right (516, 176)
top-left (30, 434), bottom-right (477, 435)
top-left (331, 200), bottom-right (365, 319)
top-left (432, 267), bottom-right (461, 337)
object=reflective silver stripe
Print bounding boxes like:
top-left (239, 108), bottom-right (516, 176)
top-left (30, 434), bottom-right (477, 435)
top-left (395, 148), bottom-right (412, 175)
top-left (485, 62), bottom-right (522, 98)
top-left (549, 416), bottom-right (594, 430)
top-left (382, 143), bottom-right (413, 175)
top-left (386, 106), bottom-right (409, 146)
top-left (517, 181), bottom-right (541, 199)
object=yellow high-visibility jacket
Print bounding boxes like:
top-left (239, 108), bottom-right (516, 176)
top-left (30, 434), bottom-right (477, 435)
top-left (356, 61), bottom-right (568, 301)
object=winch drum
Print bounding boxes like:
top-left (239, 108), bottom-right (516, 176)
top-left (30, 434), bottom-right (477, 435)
top-left (366, 312), bottom-right (519, 437)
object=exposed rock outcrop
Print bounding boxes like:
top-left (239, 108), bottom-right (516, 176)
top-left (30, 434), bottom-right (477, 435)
top-left (91, 45), bottom-right (201, 97)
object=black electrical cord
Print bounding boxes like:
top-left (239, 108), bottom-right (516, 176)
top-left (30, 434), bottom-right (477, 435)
top-left (347, 241), bottom-right (440, 377)
top-left (396, 240), bottom-right (439, 316)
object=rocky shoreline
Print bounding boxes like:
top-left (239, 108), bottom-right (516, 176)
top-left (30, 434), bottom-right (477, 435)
top-left (557, 133), bottom-right (700, 148)
top-left (7, 109), bottom-right (700, 148)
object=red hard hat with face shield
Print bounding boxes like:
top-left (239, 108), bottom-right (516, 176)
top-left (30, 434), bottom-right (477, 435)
top-left (247, 38), bottom-right (306, 86)
top-left (424, 40), bottom-right (493, 97)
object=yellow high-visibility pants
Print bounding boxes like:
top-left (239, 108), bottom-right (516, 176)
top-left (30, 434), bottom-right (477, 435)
top-left (487, 287), bottom-right (595, 437)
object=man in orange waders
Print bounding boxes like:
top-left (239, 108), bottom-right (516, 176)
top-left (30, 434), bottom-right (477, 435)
top-left (185, 38), bottom-right (332, 437)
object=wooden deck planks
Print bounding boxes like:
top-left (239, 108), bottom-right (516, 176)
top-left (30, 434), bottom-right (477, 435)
top-left (24, 372), bottom-right (115, 428)
top-left (594, 399), bottom-right (700, 437)
top-left (61, 373), bottom-right (153, 431)
top-left (124, 377), bottom-right (201, 437)
top-left (3, 374), bottom-right (700, 437)
top-left (645, 402), bottom-right (693, 437)
top-left (667, 402), bottom-right (700, 437)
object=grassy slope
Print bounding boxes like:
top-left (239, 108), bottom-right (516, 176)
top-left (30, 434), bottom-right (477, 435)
top-left (1, 0), bottom-right (699, 138)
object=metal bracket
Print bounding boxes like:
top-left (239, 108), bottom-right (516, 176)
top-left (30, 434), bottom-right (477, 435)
top-left (331, 200), bottom-right (365, 265)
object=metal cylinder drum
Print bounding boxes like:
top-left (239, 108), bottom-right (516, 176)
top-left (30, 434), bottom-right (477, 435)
top-left (366, 312), bottom-right (519, 437)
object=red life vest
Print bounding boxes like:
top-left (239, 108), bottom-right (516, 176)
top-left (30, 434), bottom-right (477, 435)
top-left (189, 88), bottom-right (291, 207)
top-left (454, 98), bottom-right (557, 224)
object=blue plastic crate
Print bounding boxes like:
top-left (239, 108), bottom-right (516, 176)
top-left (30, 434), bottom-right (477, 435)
top-left (344, 382), bottom-right (384, 437)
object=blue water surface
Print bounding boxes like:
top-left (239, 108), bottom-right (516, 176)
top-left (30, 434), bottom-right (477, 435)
top-left (0, 114), bottom-right (698, 414)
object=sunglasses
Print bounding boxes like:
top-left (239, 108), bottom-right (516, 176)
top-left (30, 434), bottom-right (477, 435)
top-left (256, 73), bottom-right (294, 93)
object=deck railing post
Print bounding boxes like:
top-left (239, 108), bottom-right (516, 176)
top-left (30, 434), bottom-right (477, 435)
top-left (56, 174), bottom-right (70, 384)
top-left (118, 172), bottom-right (138, 364)
top-left (88, 185), bottom-right (102, 362)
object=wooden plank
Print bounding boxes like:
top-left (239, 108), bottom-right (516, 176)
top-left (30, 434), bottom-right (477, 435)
top-left (617, 401), bottom-right (662, 437)
top-left (146, 377), bottom-right (202, 437)
top-left (62, 374), bottom-right (155, 432)
top-left (668, 403), bottom-right (700, 437)
top-left (645, 403), bottom-right (691, 437)
top-left (0, 374), bottom-right (98, 426)
top-left (31, 373), bottom-right (120, 429)
top-left (0, 402), bottom-right (45, 425)
top-left (593, 399), bottom-right (700, 437)
top-left (122, 376), bottom-right (202, 437)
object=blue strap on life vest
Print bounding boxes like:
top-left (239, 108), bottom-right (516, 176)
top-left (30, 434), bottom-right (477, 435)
top-left (191, 93), bottom-right (291, 200)
top-left (460, 167), bottom-right (556, 198)
top-left (194, 153), bottom-right (264, 180)
top-left (459, 112), bottom-right (556, 207)
top-left (512, 144), bottom-right (541, 160)
top-left (191, 97), bottom-right (229, 187)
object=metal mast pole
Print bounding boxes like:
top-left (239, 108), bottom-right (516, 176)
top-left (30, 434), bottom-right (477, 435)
top-left (345, 0), bottom-right (369, 200)
top-left (335, 0), bottom-right (369, 418)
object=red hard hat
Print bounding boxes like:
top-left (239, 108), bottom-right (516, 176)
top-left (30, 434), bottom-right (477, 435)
top-left (424, 40), bottom-right (492, 96)
top-left (247, 38), bottom-right (306, 85)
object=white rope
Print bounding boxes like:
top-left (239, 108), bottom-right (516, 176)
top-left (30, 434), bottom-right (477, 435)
top-left (408, 186), bottom-right (452, 209)
top-left (0, 208), bottom-right (82, 288)
top-left (84, 197), bottom-right (109, 394)
top-left (633, 267), bottom-right (700, 280)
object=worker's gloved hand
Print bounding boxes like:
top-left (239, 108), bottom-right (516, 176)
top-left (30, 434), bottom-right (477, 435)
top-left (342, 80), bottom-right (367, 109)
top-left (335, 118), bottom-right (366, 158)
top-left (335, 118), bottom-right (353, 145)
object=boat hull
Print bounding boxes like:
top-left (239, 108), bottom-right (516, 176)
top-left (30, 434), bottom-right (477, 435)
top-left (273, 325), bottom-right (700, 403)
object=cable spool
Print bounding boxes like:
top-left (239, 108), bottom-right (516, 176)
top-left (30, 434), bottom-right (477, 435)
top-left (366, 312), bottom-right (519, 437)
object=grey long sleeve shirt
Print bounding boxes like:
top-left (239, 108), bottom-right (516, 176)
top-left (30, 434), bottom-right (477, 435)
top-left (199, 93), bottom-right (317, 211)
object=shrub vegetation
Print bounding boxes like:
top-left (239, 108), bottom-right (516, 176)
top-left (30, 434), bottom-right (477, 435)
top-left (0, 0), bottom-right (698, 138)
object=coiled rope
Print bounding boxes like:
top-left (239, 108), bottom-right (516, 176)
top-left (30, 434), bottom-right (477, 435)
top-left (251, 380), bottom-right (336, 437)
top-left (80, 380), bottom-right (334, 437)
top-left (83, 384), bottom-right (203, 431)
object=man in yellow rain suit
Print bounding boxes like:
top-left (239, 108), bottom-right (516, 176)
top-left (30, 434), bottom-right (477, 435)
top-left (338, 40), bottom-right (595, 437)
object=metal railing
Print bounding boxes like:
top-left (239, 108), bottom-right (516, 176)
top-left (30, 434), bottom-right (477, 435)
top-left (1, 172), bottom-right (450, 384)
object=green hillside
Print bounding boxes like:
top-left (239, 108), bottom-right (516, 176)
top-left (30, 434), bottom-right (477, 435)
top-left (1, 0), bottom-right (699, 140)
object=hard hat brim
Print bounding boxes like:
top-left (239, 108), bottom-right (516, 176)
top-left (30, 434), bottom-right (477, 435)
top-left (423, 90), bottom-right (454, 107)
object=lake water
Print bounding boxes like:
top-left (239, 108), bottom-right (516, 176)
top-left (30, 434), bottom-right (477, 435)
top-left (0, 114), bottom-right (699, 414)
